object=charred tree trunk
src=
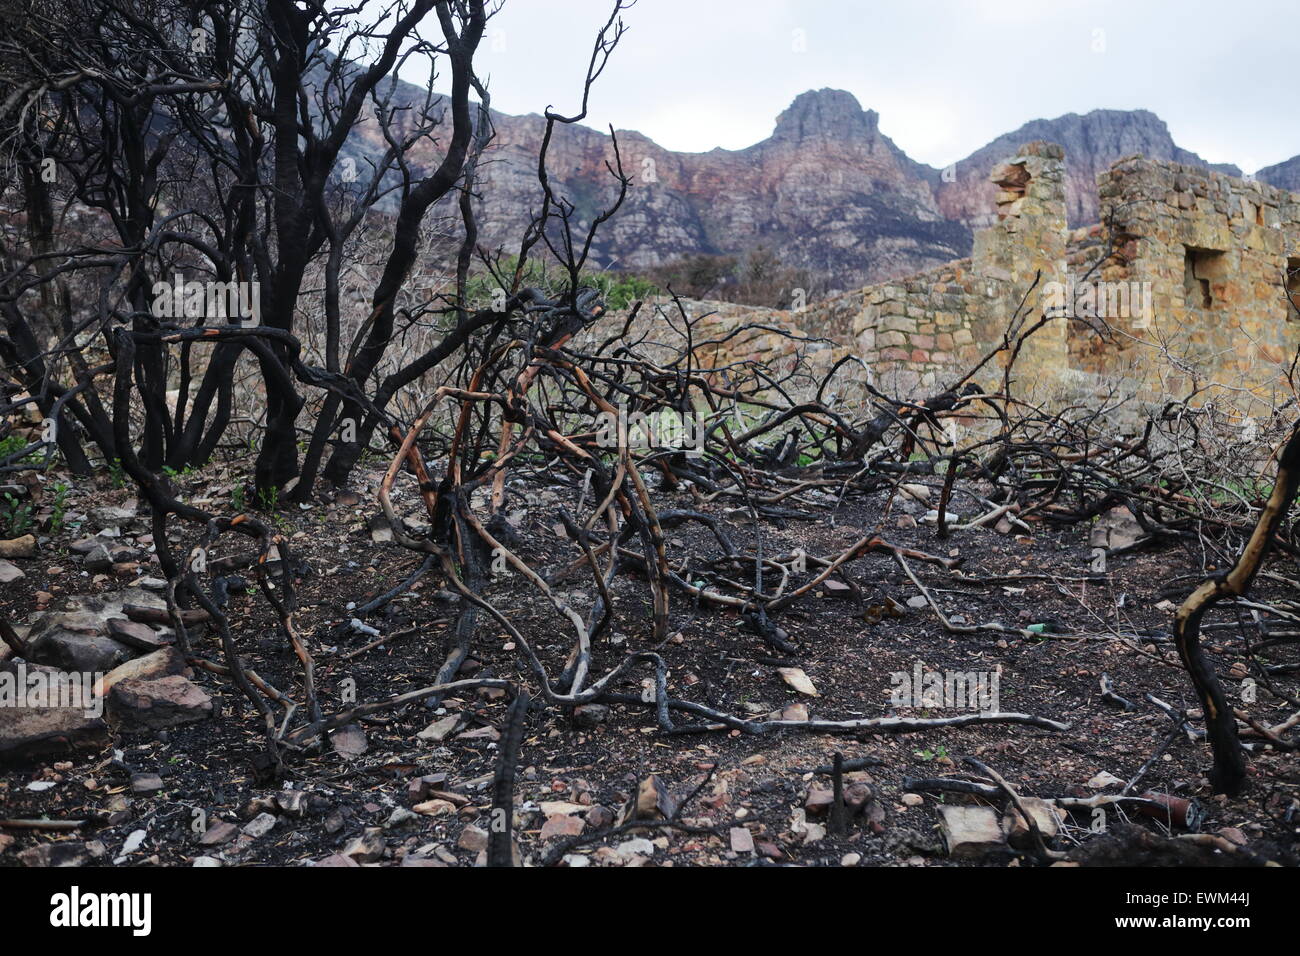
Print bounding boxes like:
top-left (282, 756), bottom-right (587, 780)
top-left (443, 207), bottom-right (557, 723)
top-left (1173, 420), bottom-right (1300, 795)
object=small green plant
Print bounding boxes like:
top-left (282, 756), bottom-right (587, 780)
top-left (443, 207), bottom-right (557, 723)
top-left (1, 492), bottom-right (34, 537)
top-left (589, 269), bottom-right (659, 310)
top-left (0, 434), bottom-right (38, 464)
top-left (256, 486), bottom-right (279, 511)
top-left (914, 744), bottom-right (949, 763)
top-left (48, 481), bottom-right (70, 532)
top-left (107, 458), bottom-right (126, 488)
top-left (231, 484), bottom-right (246, 512)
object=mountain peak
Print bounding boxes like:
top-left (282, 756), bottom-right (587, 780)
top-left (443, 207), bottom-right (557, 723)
top-left (771, 88), bottom-right (879, 143)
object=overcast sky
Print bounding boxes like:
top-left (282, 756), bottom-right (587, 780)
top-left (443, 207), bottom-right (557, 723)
top-left (411, 0), bottom-right (1296, 173)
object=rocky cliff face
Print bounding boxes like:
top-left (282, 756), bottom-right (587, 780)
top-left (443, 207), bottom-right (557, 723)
top-left (935, 109), bottom-right (1241, 228)
top-left (455, 89), bottom-right (969, 291)
top-left (345, 82), bottom-right (1270, 290)
top-left (1257, 155), bottom-right (1300, 192)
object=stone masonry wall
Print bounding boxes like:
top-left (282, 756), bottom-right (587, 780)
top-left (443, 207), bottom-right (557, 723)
top-left (820, 141), bottom-right (1072, 395)
top-left (765, 140), bottom-right (1300, 406)
top-left (1065, 156), bottom-right (1300, 404)
top-left (602, 141), bottom-right (1300, 410)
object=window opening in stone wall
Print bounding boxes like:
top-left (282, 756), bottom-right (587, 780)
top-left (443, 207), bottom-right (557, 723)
top-left (1183, 247), bottom-right (1225, 309)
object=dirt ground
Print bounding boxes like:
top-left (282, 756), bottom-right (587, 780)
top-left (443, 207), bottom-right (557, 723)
top-left (2, 460), bottom-right (1298, 867)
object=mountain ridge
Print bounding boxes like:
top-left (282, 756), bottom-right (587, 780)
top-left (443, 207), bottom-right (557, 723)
top-left (343, 79), bottom-right (1295, 290)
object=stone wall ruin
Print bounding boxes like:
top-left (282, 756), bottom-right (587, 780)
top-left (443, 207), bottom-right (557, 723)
top-left (612, 141), bottom-right (1300, 413)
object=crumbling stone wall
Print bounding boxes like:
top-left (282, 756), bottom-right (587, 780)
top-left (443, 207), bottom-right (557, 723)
top-left (783, 141), bottom-right (1075, 395)
top-left (606, 141), bottom-right (1300, 409)
top-left (851, 142), bottom-right (1072, 393)
top-left (1066, 156), bottom-right (1300, 403)
top-left (787, 145), bottom-right (1300, 401)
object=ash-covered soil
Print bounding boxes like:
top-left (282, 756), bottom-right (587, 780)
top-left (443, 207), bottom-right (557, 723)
top-left (2, 460), bottom-right (1298, 867)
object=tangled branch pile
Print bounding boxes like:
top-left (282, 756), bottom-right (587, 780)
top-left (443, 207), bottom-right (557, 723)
top-left (2, 0), bottom-right (1299, 867)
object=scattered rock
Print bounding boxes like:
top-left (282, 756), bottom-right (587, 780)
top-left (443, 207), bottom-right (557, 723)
top-left (585, 805), bottom-right (615, 829)
top-left (938, 805), bottom-right (1006, 857)
top-left (330, 723), bottom-right (368, 758)
top-left (120, 829), bottom-right (147, 855)
top-left (0, 559), bottom-right (24, 583)
top-left (0, 661), bottom-right (108, 761)
top-left (801, 822), bottom-right (826, 844)
top-left (922, 510), bottom-right (961, 525)
top-left (18, 841), bottom-right (93, 867)
top-left (82, 544), bottom-right (114, 573)
top-left (540, 813), bottom-right (585, 840)
top-left (457, 725), bottom-right (501, 742)
top-left (94, 647), bottom-right (189, 698)
top-left (539, 800), bottom-right (587, 816)
top-left (780, 702), bottom-right (810, 722)
top-left (729, 827), bottom-right (754, 853)
top-left (199, 822), bottom-right (239, 846)
top-left (412, 799), bottom-right (457, 817)
top-left (572, 703), bottom-right (609, 728)
top-left (614, 837), bottom-right (655, 861)
top-left (1086, 770), bottom-right (1125, 789)
top-left (900, 483), bottom-right (931, 503)
top-left (368, 514), bottom-right (393, 543)
top-left (458, 825), bottom-right (489, 852)
top-left (777, 666), bottom-right (819, 696)
top-left (416, 713), bottom-right (464, 743)
top-left (1002, 798), bottom-right (1064, 849)
top-left (1217, 827), bottom-right (1248, 846)
top-left (385, 808), bottom-right (421, 830)
top-left (406, 778), bottom-right (432, 804)
top-left (242, 812), bottom-right (278, 839)
top-left (804, 785), bottom-right (835, 816)
top-left (24, 618), bottom-right (135, 673)
top-left (340, 828), bottom-right (386, 863)
top-left (108, 675), bottom-right (213, 730)
top-left (105, 618), bottom-right (173, 653)
top-left (130, 772), bottom-right (163, 793)
top-left (630, 774), bottom-right (678, 821)
top-left (68, 537), bottom-right (101, 555)
top-left (0, 534), bottom-right (37, 558)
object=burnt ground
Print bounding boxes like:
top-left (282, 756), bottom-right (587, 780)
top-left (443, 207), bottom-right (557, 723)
top-left (2, 460), bottom-right (1299, 868)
